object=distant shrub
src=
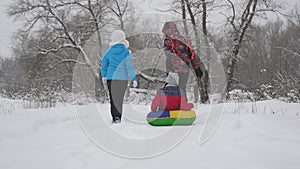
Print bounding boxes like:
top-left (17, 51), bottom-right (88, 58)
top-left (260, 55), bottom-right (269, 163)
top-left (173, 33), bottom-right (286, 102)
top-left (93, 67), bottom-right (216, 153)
top-left (228, 85), bottom-right (299, 103)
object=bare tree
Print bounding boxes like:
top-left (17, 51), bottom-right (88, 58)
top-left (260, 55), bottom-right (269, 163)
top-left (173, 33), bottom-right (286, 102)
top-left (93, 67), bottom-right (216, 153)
top-left (183, 0), bottom-right (210, 103)
top-left (108, 0), bottom-right (129, 30)
top-left (224, 0), bottom-right (283, 95)
top-left (7, 0), bottom-right (116, 101)
top-left (8, 0), bottom-right (111, 78)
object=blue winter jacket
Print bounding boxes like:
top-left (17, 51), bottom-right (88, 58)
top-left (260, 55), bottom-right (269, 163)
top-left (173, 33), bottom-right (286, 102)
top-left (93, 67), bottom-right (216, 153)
top-left (100, 44), bottom-right (137, 81)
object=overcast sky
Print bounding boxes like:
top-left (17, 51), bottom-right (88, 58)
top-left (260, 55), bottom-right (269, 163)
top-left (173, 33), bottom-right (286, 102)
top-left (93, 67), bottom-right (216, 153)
top-left (0, 0), bottom-right (21, 58)
top-left (0, 0), bottom-right (298, 59)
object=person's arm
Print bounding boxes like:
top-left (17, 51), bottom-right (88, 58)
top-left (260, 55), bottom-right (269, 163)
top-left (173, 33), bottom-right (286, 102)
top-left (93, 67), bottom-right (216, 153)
top-left (100, 52), bottom-right (109, 78)
top-left (124, 50), bottom-right (137, 81)
top-left (191, 55), bottom-right (203, 78)
top-left (151, 91), bottom-right (162, 111)
top-left (180, 96), bottom-right (194, 110)
top-left (179, 89), bottom-right (194, 110)
top-left (186, 39), bottom-right (203, 78)
top-left (163, 36), bottom-right (173, 51)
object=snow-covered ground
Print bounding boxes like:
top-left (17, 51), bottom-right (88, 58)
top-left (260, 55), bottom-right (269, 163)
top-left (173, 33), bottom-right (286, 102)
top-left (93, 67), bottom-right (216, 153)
top-left (0, 99), bottom-right (300, 169)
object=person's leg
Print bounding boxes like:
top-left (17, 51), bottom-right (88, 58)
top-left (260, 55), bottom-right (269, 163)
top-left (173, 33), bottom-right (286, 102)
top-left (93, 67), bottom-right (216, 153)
top-left (108, 80), bottom-right (128, 122)
top-left (107, 80), bottom-right (118, 121)
top-left (178, 72), bottom-right (189, 94)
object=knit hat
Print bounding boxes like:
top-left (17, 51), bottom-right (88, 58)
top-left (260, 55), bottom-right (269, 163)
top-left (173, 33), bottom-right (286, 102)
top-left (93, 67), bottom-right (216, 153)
top-left (166, 72), bottom-right (179, 85)
top-left (109, 30), bottom-right (129, 48)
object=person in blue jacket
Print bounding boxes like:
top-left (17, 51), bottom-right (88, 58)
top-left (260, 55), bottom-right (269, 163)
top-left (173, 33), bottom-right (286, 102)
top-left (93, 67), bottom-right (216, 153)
top-left (101, 30), bottom-right (138, 123)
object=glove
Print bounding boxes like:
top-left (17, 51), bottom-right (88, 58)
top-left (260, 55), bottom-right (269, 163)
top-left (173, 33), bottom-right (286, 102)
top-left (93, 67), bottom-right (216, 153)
top-left (102, 77), bottom-right (107, 84)
top-left (132, 80), bottom-right (138, 88)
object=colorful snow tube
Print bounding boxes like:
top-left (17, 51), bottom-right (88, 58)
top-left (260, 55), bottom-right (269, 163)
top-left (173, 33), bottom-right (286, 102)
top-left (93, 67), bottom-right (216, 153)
top-left (146, 110), bottom-right (196, 126)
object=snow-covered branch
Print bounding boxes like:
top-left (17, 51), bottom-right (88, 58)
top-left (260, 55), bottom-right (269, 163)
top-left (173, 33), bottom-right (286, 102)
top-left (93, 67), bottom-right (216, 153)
top-left (137, 71), bottom-right (166, 83)
top-left (45, 59), bottom-right (88, 72)
top-left (226, 0), bottom-right (237, 31)
top-left (275, 47), bottom-right (300, 58)
top-left (77, 46), bottom-right (99, 78)
top-left (38, 44), bottom-right (79, 55)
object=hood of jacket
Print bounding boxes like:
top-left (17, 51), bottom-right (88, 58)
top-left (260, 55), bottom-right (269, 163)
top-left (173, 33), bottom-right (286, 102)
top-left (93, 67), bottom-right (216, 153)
top-left (162, 22), bottom-right (179, 36)
top-left (109, 44), bottom-right (127, 55)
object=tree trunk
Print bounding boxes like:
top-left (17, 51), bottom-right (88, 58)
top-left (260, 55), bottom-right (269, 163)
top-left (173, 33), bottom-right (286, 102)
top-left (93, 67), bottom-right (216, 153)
top-left (185, 0), bottom-right (209, 103)
top-left (226, 0), bottom-right (258, 95)
top-left (201, 0), bottom-right (208, 36)
top-left (181, 0), bottom-right (189, 36)
top-left (93, 11), bottom-right (106, 102)
top-left (201, 0), bottom-right (210, 103)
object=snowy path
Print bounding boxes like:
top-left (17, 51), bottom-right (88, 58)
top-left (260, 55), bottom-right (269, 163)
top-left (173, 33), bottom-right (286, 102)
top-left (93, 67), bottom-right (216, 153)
top-left (0, 100), bottom-right (300, 169)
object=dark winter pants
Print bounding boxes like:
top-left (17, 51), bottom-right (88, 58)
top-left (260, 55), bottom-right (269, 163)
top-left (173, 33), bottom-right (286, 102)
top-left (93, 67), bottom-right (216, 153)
top-left (166, 72), bottom-right (189, 92)
top-left (107, 80), bottom-right (128, 121)
top-left (178, 72), bottom-right (189, 93)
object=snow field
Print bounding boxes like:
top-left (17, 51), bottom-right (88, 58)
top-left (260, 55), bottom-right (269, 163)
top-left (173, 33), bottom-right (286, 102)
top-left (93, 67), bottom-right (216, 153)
top-left (0, 100), bottom-right (299, 169)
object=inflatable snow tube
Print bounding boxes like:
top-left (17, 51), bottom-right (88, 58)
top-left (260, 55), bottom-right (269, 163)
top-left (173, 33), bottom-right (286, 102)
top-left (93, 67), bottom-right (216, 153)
top-left (146, 110), bottom-right (196, 126)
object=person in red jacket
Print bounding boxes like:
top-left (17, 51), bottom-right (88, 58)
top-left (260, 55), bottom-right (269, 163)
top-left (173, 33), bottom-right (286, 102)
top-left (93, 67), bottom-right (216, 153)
top-left (151, 72), bottom-right (194, 111)
top-left (162, 22), bottom-right (203, 94)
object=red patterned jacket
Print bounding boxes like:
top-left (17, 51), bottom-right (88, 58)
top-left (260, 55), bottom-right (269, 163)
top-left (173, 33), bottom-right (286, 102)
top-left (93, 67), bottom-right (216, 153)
top-left (162, 22), bottom-right (203, 77)
top-left (151, 85), bottom-right (194, 111)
